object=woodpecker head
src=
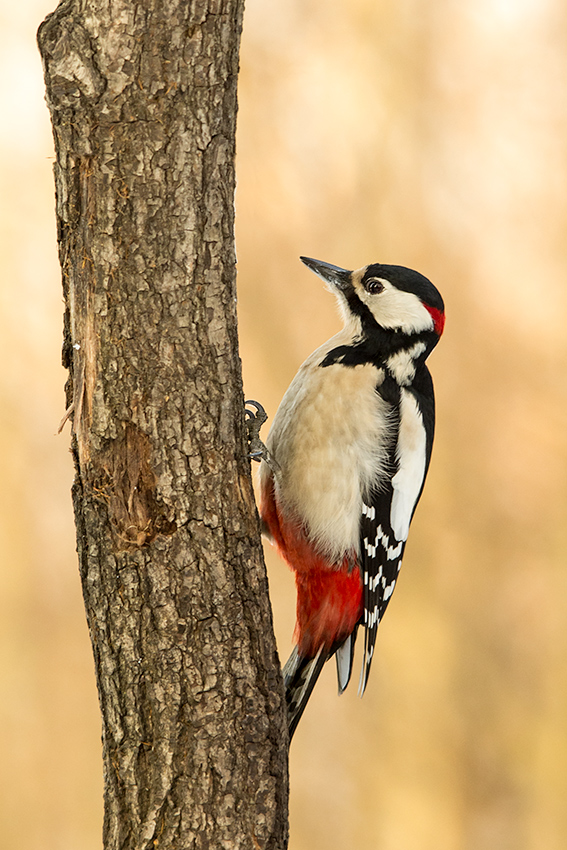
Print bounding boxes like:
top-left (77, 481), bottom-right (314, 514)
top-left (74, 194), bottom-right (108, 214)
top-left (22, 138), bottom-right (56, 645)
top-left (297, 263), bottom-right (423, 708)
top-left (300, 256), bottom-right (445, 341)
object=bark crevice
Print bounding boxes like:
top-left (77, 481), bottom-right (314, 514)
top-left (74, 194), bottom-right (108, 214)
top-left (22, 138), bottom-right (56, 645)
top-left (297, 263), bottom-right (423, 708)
top-left (38, 1), bottom-right (289, 847)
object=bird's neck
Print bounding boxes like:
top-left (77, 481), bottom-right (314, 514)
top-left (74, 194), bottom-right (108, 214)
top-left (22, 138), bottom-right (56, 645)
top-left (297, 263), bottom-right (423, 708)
top-left (319, 324), bottom-right (434, 373)
top-left (384, 341), bottom-right (427, 386)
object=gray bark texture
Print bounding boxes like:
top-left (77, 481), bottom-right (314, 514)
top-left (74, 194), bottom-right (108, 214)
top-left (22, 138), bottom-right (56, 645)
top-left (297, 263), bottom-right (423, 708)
top-left (37, 1), bottom-right (289, 848)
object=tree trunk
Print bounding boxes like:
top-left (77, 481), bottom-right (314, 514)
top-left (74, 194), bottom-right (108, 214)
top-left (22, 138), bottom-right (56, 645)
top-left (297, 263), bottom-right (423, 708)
top-left (37, 1), bottom-right (289, 848)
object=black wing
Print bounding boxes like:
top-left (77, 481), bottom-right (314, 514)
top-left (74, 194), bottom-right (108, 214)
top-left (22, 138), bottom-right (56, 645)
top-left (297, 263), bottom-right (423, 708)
top-left (358, 368), bottom-right (436, 694)
top-left (359, 482), bottom-right (406, 694)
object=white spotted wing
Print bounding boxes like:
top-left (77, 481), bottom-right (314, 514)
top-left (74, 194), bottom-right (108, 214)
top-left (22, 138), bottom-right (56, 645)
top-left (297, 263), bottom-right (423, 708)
top-left (358, 387), bottom-right (429, 694)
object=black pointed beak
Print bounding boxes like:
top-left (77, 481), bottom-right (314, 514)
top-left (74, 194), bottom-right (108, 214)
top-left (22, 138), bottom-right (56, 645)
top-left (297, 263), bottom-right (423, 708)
top-left (300, 256), bottom-right (352, 292)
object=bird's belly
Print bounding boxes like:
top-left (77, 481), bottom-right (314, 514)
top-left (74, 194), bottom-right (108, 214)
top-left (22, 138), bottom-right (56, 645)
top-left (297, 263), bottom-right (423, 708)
top-left (268, 361), bottom-right (392, 563)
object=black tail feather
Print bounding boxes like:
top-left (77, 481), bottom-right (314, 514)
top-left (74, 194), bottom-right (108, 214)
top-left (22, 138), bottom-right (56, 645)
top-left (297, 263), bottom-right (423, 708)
top-left (283, 646), bottom-right (328, 741)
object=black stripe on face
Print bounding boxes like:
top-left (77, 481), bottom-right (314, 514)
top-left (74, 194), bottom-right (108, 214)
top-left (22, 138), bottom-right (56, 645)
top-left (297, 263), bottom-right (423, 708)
top-left (320, 324), bottom-right (436, 369)
top-left (320, 281), bottom-right (440, 369)
top-left (344, 287), bottom-right (377, 327)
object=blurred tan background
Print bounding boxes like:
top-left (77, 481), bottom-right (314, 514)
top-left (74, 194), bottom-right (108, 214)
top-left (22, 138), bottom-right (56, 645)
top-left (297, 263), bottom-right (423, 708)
top-left (1, 0), bottom-right (567, 848)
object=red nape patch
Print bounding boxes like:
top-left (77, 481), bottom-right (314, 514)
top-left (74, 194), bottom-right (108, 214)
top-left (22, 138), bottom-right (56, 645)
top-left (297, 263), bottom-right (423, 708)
top-left (260, 476), bottom-right (363, 659)
top-left (424, 304), bottom-right (445, 336)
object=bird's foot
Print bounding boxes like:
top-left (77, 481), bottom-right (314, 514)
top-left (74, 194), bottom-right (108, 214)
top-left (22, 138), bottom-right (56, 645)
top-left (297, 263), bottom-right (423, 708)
top-left (245, 400), bottom-right (280, 473)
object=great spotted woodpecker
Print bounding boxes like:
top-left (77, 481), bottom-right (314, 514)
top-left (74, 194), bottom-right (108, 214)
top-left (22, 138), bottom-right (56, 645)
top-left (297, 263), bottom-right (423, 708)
top-left (250, 256), bottom-right (444, 740)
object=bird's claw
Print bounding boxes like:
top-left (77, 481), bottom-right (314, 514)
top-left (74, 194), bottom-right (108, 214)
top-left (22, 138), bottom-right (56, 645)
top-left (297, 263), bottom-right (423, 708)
top-left (245, 400), bottom-right (269, 462)
top-left (245, 400), bottom-right (280, 473)
top-left (245, 399), bottom-right (268, 428)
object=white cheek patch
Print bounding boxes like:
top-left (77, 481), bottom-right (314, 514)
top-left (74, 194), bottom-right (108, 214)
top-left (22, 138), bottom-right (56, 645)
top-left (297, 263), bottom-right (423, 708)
top-left (390, 389), bottom-right (427, 541)
top-left (358, 279), bottom-right (434, 334)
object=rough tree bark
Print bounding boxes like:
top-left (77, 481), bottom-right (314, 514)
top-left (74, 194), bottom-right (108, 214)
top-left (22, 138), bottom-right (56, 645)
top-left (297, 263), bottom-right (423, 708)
top-left (37, 1), bottom-right (289, 848)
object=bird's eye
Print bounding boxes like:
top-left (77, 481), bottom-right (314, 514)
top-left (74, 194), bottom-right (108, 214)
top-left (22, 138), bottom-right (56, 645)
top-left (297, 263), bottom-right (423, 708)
top-left (365, 277), bottom-right (385, 295)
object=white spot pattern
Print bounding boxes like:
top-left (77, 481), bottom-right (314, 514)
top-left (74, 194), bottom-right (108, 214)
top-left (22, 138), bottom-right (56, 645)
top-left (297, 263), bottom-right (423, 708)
top-left (383, 580), bottom-right (396, 601)
top-left (359, 507), bottom-right (406, 694)
top-left (362, 503), bottom-right (376, 521)
top-left (363, 522), bottom-right (404, 563)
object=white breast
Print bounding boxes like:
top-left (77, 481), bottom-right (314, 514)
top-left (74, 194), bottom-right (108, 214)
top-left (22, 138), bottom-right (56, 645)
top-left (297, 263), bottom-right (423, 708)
top-left (261, 331), bottom-right (394, 563)
top-left (390, 388), bottom-right (427, 541)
